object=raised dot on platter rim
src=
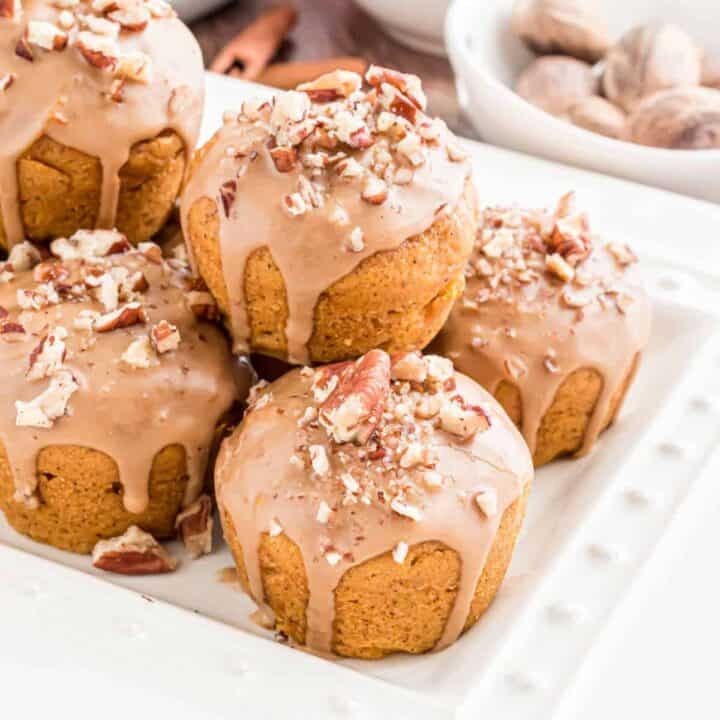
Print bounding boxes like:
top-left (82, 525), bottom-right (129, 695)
top-left (505, 670), bottom-right (548, 694)
top-left (546, 602), bottom-right (588, 625)
top-left (587, 543), bottom-right (626, 564)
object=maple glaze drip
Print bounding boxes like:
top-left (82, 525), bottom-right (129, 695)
top-left (0, 243), bottom-right (239, 514)
top-left (0, 0), bottom-right (205, 249)
top-left (216, 353), bottom-right (532, 655)
top-left (434, 197), bottom-right (653, 457)
top-left (181, 68), bottom-right (471, 364)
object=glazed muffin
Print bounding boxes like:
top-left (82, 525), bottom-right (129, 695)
top-left (433, 194), bottom-right (652, 467)
top-left (0, 0), bottom-right (205, 250)
top-left (216, 350), bottom-right (533, 658)
top-left (0, 231), bottom-right (242, 554)
top-left (182, 66), bottom-right (476, 365)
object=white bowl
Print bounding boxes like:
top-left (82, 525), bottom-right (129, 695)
top-left (172, 0), bottom-right (231, 23)
top-left (445, 0), bottom-right (720, 205)
top-left (354, 0), bottom-right (450, 56)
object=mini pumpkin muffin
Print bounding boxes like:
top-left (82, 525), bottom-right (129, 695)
top-left (433, 194), bottom-right (652, 467)
top-left (0, 0), bottom-right (205, 251)
top-left (216, 350), bottom-right (533, 658)
top-left (182, 66), bottom-right (476, 365)
top-left (0, 230), bottom-right (242, 554)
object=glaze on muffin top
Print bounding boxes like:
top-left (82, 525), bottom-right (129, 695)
top-left (435, 193), bottom-right (652, 456)
top-left (0, 0), bottom-right (205, 248)
top-left (181, 67), bottom-right (473, 363)
top-left (216, 350), bottom-right (532, 654)
top-left (0, 230), bottom-right (239, 514)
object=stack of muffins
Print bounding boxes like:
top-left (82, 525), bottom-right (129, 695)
top-left (0, 0), bottom-right (652, 659)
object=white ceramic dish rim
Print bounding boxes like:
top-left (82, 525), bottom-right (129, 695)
top-left (445, 0), bottom-right (720, 164)
top-left (3, 74), bottom-right (720, 720)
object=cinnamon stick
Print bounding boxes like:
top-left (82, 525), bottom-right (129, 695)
top-left (256, 57), bottom-right (368, 90)
top-left (210, 5), bottom-right (298, 78)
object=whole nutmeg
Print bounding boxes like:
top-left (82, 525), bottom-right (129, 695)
top-left (515, 55), bottom-right (598, 116)
top-left (626, 87), bottom-right (720, 149)
top-left (603, 23), bottom-right (702, 113)
top-left (511, 0), bottom-right (609, 63)
top-left (568, 96), bottom-right (627, 139)
top-left (701, 53), bottom-right (720, 90)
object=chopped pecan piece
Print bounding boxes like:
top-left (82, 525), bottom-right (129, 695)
top-left (378, 83), bottom-right (420, 124)
top-left (366, 65), bottom-right (427, 111)
top-left (27, 326), bottom-right (68, 381)
top-left (92, 526), bottom-right (178, 575)
top-left (109, 4), bottom-right (150, 31)
top-left (297, 70), bottom-right (362, 102)
top-left (51, 228), bottom-right (129, 260)
top-left (390, 351), bottom-right (427, 384)
top-left (33, 262), bottom-right (69, 284)
top-left (95, 302), bottom-right (147, 332)
top-left (361, 175), bottom-right (388, 205)
top-left (27, 20), bottom-right (68, 51)
top-left (0, 72), bottom-right (17, 92)
top-left (137, 241), bottom-right (162, 264)
top-left (146, 0), bottom-right (174, 18)
top-left (606, 242), bottom-right (638, 266)
top-left (150, 320), bottom-right (180, 354)
top-left (8, 241), bottom-right (42, 271)
top-left (0, 0), bottom-right (22, 19)
top-left (175, 495), bottom-right (213, 559)
top-left (475, 488), bottom-right (498, 518)
top-left (15, 34), bottom-right (34, 62)
top-left (15, 370), bottom-right (78, 428)
top-left (439, 395), bottom-right (491, 439)
top-left (115, 50), bottom-right (153, 83)
top-left (546, 253), bottom-right (575, 282)
top-left (75, 31), bottom-right (119, 70)
top-left (186, 290), bottom-right (218, 321)
top-left (0, 321), bottom-right (26, 343)
top-left (219, 180), bottom-right (237, 218)
top-left (270, 145), bottom-right (298, 173)
top-left (121, 335), bottom-right (157, 368)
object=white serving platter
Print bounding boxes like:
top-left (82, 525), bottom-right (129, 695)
top-left (2, 73), bottom-right (720, 720)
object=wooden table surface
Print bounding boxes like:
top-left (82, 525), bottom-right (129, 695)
top-left (190, 0), bottom-right (478, 138)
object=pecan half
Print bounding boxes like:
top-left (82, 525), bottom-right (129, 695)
top-left (92, 526), bottom-right (178, 575)
top-left (318, 349), bottom-right (391, 444)
top-left (175, 495), bottom-right (213, 559)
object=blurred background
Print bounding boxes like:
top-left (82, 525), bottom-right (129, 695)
top-left (183, 0), bottom-right (475, 137)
